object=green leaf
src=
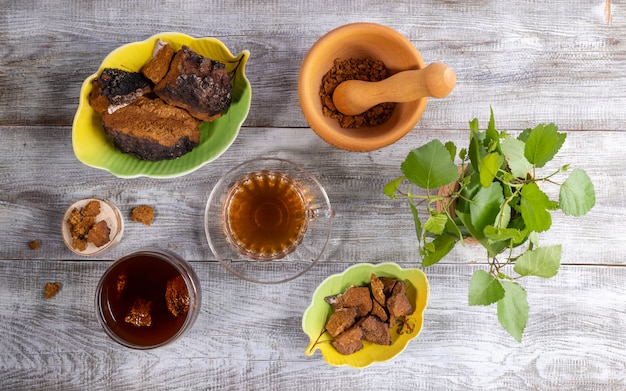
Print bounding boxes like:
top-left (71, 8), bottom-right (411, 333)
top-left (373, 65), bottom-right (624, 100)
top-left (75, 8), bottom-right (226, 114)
top-left (457, 171), bottom-right (481, 214)
top-left (470, 182), bottom-right (504, 234)
top-left (422, 234), bottom-right (457, 267)
top-left (444, 141), bottom-right (457, 162)
top-left (501, 137), bottom-right (533, 178)
top-left (384, 176), bottom-right (405, 199)
top-left (408, 197), bottom-right (423, 244)
top-left (469, 117), bottom-right (480, 133)
top-left (497, 281), bottom-right (529, 342)
top-left (520, 182), bottom-right (552, 232)
top-left (524, 123), bottom-right (566, 168)
top-left (401, 140), bottom-right (459, 190)
top-left (514, 245), bottom-right (561, 278)
top-left (508, 212), bottom-right (525, 230)
top-left (479, 153), bottom-right (504, 188)
top-left (486, 107), bottom-right (498, 139)
top-left (494, 203), bottom-right (511, 229)
top-left (456, 210), bottom-right (484, 243)
top-left (445, 215), bottom-right (463, 240)
top-left (484, 109), bottom-right (502, 154)
top-left (559, 169), bottom-right (596, 216)
top-left (484, 225), bottom-right (525, 243)
top-left (484, 239), bottom-right (511, 259)
top-left (518, 128), bottom-right (531, 142)
top-left (468, 270), bottom-right (505, 306)
top-left (424, 212), bottom-right (448, 235)
top-left (468, 122), bottom-right (487, 171)
top-left (528, 231), bottom-right (540, 249)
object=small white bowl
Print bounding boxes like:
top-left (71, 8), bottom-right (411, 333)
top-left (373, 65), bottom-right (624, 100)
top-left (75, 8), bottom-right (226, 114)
top-left (61, 198), bottom-right (124, 256)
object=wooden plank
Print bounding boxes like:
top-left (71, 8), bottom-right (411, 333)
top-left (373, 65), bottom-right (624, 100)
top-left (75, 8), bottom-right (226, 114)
top-left (0, 260), bottom-right (624, 390)
top-left (1, 1), bottom-right (626, 130)
top-left (0, 126), bottom-right (622, 265)
top-left (2, 0), bottom-right (625, 389)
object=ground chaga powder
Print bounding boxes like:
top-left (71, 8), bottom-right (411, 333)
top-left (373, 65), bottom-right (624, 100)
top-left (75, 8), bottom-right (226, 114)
top-left (320, 58), bottom-right (396, 128)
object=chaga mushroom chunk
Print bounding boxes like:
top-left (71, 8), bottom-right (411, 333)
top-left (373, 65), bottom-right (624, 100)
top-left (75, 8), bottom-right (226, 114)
top-left (325, 307), bottom-right (358, 337)
top-left (370, 273), bottom-right (386, 306)
top-left (369, 274), bottom-right (389, 322)
top-left (125, 298), bottom-right (153, 327)
top-left (331, 325), bottom-right (363, 355)
top-left (387, 280), bottom-right (414, 319)
top-left (141, 39), bottom-right (175, 84)
top-left (325, 286), bottom-right (372, 317)
top-left (360, 315), bottom-right (391, 345)
top-left (87, 220), bottom-right (111, 247)
top-left (165, 275), bottom-right (190, 317)
top-left (370, 299), bottom-right (388, 323)
top-left (379, 276), bottom-right (398, 297)
top-left (82, 200), bottom-right (101, 217)
top-left (116, 273), bottom-right (127, 298)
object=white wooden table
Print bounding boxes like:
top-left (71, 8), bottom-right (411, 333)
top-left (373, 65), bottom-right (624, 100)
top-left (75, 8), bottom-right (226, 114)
top-left (1, 1), bottom-right (625, 389)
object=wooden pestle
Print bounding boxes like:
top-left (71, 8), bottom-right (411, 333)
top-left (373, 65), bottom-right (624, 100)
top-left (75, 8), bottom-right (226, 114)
top-left (332, 62), bottom-right (456, 116)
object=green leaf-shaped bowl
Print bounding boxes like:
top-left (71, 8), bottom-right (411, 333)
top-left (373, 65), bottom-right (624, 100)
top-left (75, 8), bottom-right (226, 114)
top-left (72, 32), bottom-right (251, 178)
top-left (302, 263), bottom-right (429, 368)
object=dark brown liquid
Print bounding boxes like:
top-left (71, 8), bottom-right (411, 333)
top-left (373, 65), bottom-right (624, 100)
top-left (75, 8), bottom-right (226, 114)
top-left (99, 254), bottom-right (187, 347)
top-left (224, 171), bottom-right (308, 260)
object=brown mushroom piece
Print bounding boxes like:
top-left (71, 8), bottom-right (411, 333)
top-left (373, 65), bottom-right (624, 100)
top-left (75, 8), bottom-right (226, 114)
top-left (360, 315), bottom-right (391, 345)
top-left (379, 276), bottom-right (398, 297)
top-left (81, 200), bottom-right (101, 217)
top-left (386, 280), bottom-right (414, 320)
top-left (331, 325), bottom-right (364, 355)
top-left (369, 274), bottom-right (389, 322)
top-left (325, 307), bottom-right (358, 337)
top-left (165, 275), bottom-right (190, 317)
top-left (325, 286), bottom-right (372, 317)
top-left (370, 299), bottom-right (389, 323)
top-left (87, 220), bottom-right (111, 247)
top-left (370, 273), bottom-right (386, 306)
top-left (125, 298), bottom-right (153, 327)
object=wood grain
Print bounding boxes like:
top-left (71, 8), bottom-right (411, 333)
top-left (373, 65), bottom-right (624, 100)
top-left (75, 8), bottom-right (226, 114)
top-left (1, 261), bottom-right (625, 390)
top-left (2, 1), bottom-right (626, 130)
top-left (1, 126), bottom-right (623, 266)
top-left (1, 0), bottom-right (626, 390)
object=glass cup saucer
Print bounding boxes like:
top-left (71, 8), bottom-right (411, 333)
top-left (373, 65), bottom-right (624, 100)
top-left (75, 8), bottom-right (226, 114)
top-left (204, 158), bottom-right (334, 284)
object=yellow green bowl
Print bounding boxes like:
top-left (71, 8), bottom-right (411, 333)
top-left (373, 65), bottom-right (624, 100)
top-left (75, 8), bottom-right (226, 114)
top-left (302, 262), bottom-right (429, 368)
top-left (72, 32), bottom-right (251, 178)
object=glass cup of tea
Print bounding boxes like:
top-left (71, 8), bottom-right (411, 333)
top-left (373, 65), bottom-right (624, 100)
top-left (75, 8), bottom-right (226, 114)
top-left (205, 158), bottom-right (334, 284)
top-left (95, 249), bottom-right (201, 349)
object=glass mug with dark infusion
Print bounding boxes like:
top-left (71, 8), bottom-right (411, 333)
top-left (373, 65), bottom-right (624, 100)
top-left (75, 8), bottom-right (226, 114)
top-left (95, 249), bottom-right (201, 349)
top-left (205, 158), bottom-right (334, 283)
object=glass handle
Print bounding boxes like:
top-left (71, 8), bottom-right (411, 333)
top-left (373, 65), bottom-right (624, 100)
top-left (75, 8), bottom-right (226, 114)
top-left (308, 208), bottom-right (336, 220)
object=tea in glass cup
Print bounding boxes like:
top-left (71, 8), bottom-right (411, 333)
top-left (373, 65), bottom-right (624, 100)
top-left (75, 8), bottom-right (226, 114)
top-left (223, 171), bottom-right (309, 260)
top-left (205, 158), bottom-right (334, 284)
top-left (95, 249), bottom-right (201, 349)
